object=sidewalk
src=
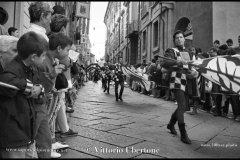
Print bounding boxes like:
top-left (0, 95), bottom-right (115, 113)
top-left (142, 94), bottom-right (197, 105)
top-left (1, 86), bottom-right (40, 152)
top-left (60, 81), bottom-right (240, 158)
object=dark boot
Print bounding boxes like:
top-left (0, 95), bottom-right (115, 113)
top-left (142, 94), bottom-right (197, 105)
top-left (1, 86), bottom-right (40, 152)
top-left (178, 123), bottom-right (192, 144)
top-left (167, 115), bottom-right (178, 135)
top-left (156, 89), bottom-right (161, 98)
top-left (119, 97), bottom-right (123, 101)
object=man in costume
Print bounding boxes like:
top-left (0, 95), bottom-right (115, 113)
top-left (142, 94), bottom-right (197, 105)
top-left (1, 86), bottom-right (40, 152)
top-left (103, 62), bottom-right (112, 94)
top-left (114, 57), bottom-right (125, 101)
top-left (162, 30), bottom-right (198, 144)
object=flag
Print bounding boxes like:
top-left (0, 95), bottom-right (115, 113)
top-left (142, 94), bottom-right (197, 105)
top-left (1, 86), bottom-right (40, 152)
top-left (82, 18), bottom-right (86, 35)
top-left (188, 55), bottom-right (240, 95)
top-left (121, 66), bottom-right (151, 91)
top-left (75, 2), bottom-right (90, 19)
top-left (68, 50), bottom-right (80, 62)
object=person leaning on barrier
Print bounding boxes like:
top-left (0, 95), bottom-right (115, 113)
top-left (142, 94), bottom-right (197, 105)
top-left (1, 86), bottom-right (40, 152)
top-left (0, 31), bottom-right (48, 158)
top-left (26, 2), bottom-right (54, 158)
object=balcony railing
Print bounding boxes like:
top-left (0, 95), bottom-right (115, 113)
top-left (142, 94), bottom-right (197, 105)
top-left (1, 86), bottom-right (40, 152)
top-left (126, 20), bottom-right (139, 37)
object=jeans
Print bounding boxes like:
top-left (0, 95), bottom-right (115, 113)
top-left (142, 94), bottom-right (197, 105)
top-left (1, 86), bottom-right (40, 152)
top-left (102, 78), bottom-right (106, 88)
top-left (34, 108), bottom-right (51, 158)
top-left (104, 78), bottom-right (111, 93)
top-left (56, 92), bottom-right (69, 133)
top-left (46, 92), bottom-right (60, 140)
top-left (222, 95), bottom-right (240, 116)
top-left (203, 93), bottom-right (212, 111)
top-left (215, 94), bottom-right (223, 115)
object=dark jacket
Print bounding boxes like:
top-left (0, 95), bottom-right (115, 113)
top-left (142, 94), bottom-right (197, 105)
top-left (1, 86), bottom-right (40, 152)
top-left (37, 52), bottom-right (56, 92)
top-left (0, 56), bottom-right (43, 148)
top-left (148, 63), bottom-right (157, 81)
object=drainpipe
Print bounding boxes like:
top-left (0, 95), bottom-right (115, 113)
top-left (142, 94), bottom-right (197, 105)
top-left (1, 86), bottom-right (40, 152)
top-left (126, 4), bottom-right (129, 64)
top-left (119, 18), bottom-right (120, 53)
top-left (138, 1), bottom-right (141, 64)
top-left (13, 1), bottom-right (16, 27)
top-left (160, 2), bottom-right (165, 53)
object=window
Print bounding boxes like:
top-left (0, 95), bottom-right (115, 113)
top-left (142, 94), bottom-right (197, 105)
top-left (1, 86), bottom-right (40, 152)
top-left (149, 1), bottom-right (153, 7)
top-left (153, 21), bottom-right (159, 48)
top-left (143, 30), bottom-right (147, 53)
top-left (141, 2), bottom-right (148, 18)
top-left (151, 1), bottom-right (158, 7)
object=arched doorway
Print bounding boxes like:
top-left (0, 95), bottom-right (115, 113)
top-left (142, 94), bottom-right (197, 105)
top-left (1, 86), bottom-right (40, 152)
top-left (175, 17), bottom-right (193, 49)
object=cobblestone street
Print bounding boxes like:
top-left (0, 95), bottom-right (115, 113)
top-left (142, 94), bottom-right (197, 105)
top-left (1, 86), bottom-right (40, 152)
top-left (58, 81), bottom-right (240, 158)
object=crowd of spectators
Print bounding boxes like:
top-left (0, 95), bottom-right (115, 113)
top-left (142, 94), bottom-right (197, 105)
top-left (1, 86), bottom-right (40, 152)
top-left (127, 38), bottom-right (240, 122)
top-left (0, 3), bottom-right (86, 158)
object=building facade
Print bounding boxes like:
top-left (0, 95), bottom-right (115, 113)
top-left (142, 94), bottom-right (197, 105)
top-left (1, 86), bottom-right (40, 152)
top-left (139, 1), bottom-right (174, 63)
top-left (104, 2), bottom-right (127, 64)
top-left (104, 1), bottom-right (240, 65)
top-left (0, 1), bottom-right (55, 36)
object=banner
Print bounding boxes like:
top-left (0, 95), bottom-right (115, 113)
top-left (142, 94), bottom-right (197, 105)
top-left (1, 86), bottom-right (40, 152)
top-left (188, 55), bottom-right (240, 95)
top-left (75, 2), bottom-right (90, 19)
top-left (81, 34), bottom-right (87, 44)
top-left (121, 66), bottom-right (151, 91)
top-left (68, 50), bottom-right (80, 62)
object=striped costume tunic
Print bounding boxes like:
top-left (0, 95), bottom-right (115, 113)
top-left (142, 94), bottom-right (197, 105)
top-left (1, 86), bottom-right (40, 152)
top-left (114, 63), bottom-right (124, 82)
top-left (162, 47), bottom-right (190, 92)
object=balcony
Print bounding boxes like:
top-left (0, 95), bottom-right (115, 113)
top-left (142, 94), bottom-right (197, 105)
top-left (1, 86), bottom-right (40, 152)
top-left (126, 20), bottom-right (139, 38)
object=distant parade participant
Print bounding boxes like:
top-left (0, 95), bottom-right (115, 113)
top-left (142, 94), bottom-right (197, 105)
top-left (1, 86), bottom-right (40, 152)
top-left (93, 68), bottom-right (100, 83)
top-left (114, 57), bottom-right (125, 101)
top-left (101, 65), bottom-right (106, 89)
top-left (103, 65), bottom-right (112, 94)
top-left (161, 30), bottom-right (198, 144)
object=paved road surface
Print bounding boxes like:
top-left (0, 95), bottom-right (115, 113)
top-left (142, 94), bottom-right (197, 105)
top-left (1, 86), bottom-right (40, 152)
top-left (59, 81), bottom-right (240, 158)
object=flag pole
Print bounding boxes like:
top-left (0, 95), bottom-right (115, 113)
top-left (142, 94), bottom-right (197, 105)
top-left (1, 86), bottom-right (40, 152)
top-left (0, 82), bottom-right (19, 90)
top-left (158, 55), bottom-right (178, 63)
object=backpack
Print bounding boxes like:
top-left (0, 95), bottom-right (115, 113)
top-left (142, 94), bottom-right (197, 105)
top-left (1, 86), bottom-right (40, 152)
top-left (71, 62), bottom-right (79, 75)
top-left (55, 73), bottom-right (68, 90)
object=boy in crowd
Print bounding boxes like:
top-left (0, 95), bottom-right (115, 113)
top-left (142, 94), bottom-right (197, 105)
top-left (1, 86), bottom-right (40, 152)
top-left (0, 31), bottom-right (48, 158)
top-left (226, 38), bottom-right (233, 48)
top-left (38, 32), bottom-right (77, 158)
top-left (8, 27), bottom-right (19, 38)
